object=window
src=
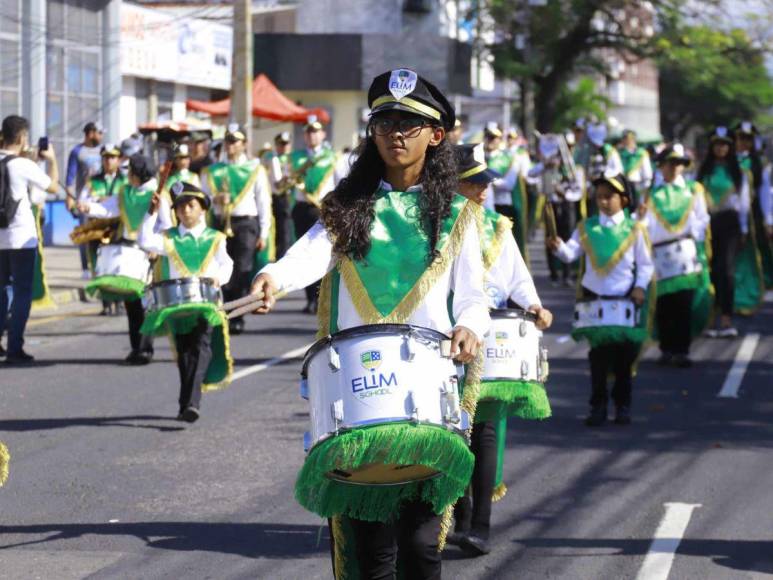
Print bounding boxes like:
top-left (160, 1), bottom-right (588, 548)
top-left (156, 82), bottom-right (175, 122)
top-left (0, 0), bottom-right (20, 118)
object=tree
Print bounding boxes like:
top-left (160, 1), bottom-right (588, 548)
top-left (551, 77), bottom-right (611, 132)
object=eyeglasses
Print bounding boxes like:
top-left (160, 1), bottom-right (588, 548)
top-left (369, 117), bottom-right (434, 138)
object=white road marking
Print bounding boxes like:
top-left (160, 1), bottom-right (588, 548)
top-left (765, 290), bottom-right (773, 303)
top-left (717, 333), bottom-right (760, 399)
top-left (636, 502), bottom-right (701, 580)
top-left (231, 343), bottom-right (313, 382)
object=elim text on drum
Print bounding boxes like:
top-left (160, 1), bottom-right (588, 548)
top-left (352, 350), bottom-right (398, 397)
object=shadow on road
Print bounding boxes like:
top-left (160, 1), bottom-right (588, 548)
top-left (0, 415), bottom-right (185, 433)
top-left (0, 521), bottom-right (330, 559)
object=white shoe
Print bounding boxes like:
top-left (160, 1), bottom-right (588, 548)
top-left (81, 270), bottom-right (92, 280)
top-left (718, 327), bottom-right (739, 338)
top-left (704, 328), bottom-right (719, 338)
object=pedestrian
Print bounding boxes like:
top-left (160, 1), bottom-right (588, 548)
top-left (66, 121), bottom-right (104, 279)
top-left (448, 143), bottom-right (552, 557)
top-left (252, 68), bottom-right (490, 579)
top-left (138, 181), bottom-right (233, 423)
top-left (618, 129), bottom-right (653, 210)
top-left (548, 173), bottom-right (654, 426)
top-left (268, 131), bottom-right (294, 259)
top-left (201, 124), bottom-right (272, 335)
top-left (696, 126), bottom-right (750, 337)
top-left (0, 114), bottom-right (60, 364)
top-left (639, 143), bottom-right (709, 367)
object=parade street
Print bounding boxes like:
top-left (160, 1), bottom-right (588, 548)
top-left (0, 247), bottom-right (771, 580)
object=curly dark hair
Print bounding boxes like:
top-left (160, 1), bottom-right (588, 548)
top-left (321, 133), bottom-right (458, 262)
top-left (696, 140), bottom-right (743, 191)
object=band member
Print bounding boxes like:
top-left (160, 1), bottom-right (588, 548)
top-left (447, 118), bottom-right (463, 145)
top-left (584, 121), bottom-right (623, 187)
top-left (268, 131), bottom-right (294, 259)
top-left (286, 116), bottom-right (348, 314)
top-left (138, 181), bottom-right (233, 422)
top-left (164, 143), bottom-right (201, 192)
top-left (0, 440), bottom-right (7, 487)
top-left (450, 144), bottom-right (552, 556)
top-left (79, 154), bottom-right (172, 364)
top-left (696, 127), bottom-right (750, 336)
top-left (484, 123), bottom-right (530, 258)
top-left (252, 69), bottom-right (490, 579)
top-left (548, 174), bottom-right (654, 426)
top-left (618, 129), bottom-right (653, 209)
top-left (639, 144), bottom-right (709, 367)
top-left (79, 143), bottom-right (127, 315)
top-left (202, 124), bottom-right (272, 335)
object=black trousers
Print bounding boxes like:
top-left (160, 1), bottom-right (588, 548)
top-left (710, 210), bottom-right (742, 316)
top-left (656, 289), bottom-right (694, 355)
top-left (174, 319), bottom-right (213, 412)
top-left (291, 201), bottom-right (321, 304)
top-left (545, 200), bottom-right (577, 281)
top-left (223, 216), bottom-right (259, 322)
top-left (272, 194), bottom-right (292, 259)
top-left (453, 420), bottom-right (496, 539)
top-left (343, 501), bottom-right (442, 579)
top-left (588, 341), bottom-right (638, 409)
top-left (124, 298), bottom-right (153, 354)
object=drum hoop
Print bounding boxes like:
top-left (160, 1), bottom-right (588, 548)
top-left (301, 323), bottom-right (451, 376)
top-left (148, 277), bottom-right (217, 290)
top-left (490, 308), bottom-right (537, 322)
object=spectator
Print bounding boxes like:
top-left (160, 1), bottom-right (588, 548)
top-left (0, 115), bottom-right (59, 364)
top-left (65, 121), bottom-right (104, 278)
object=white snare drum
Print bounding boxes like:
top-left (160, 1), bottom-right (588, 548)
top-left (146, 278), bottom-right (222, 312)
top-left (483, 309), bottom-right (548, 384)
top-left (574, 298), bottom-right (639, 329)
top-left (653, 237), bottom-right (701, 281)
top-left (300, 324), bottom-right (469, 485)
top-left (94, 243), bottom-right (150, 282)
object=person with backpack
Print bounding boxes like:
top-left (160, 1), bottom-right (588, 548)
top-left (0, 115), bottom-right (60, 364)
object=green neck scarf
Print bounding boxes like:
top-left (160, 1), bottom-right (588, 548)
top-left (486, 150), bottom-right (513, 175)
top-left (701, 165), bottom-right (735, 208)
top-left (579, 214), bottom-right (639, 275)
top-left (206, 160), bottom-right (261, 205)
top-left (159, 226), bottom-right (224, 278)
top-left (340, 190), bottom-right (470, 320)
top-left (290, 148), bottom-right (338, 200)
top-left (119, 185), bottom-right (154, 238)
top-left (165, 169), bottom-right (200, 191)
top-left (620, 147), bottom-right (646, 175)
top-left (649, 180), bottom-right (696, 232)
top-left (90, 173), bottom-right (126, 198)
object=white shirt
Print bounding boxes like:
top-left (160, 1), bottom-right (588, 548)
top-left (259, 181), bottom-right (491, 340)
top-left (201, 154), bottom-right (272, 241)
top-left (528, 162), bottom-right (585, 203)
top-left (554, 210), bottom-right (654, 296)
top-left (85, 178), bottom-right (173, 236)
top-left (485, 232), bottom-right (541, 310)
top-left (489, 151), bottom-right (530, 207)
top-left (639, 176), bottom-right (709, 244)
top-left (0, 152), bottom-right (52, 250)
top-left (704, 171), bottom-right (751, 234)
top-left (138, 215), bottom-right (233, 286)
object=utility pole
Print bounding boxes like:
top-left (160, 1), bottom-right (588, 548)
top-left (231, 0), bottom-right (253, 138)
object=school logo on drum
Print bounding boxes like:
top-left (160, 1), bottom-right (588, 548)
top-left (495, 331), bottom-right (509, 345)
top-left (360, 350), bottom-right (382, 371)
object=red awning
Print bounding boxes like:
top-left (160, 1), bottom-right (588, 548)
top-left (186, 74), bottom-right (330, 124)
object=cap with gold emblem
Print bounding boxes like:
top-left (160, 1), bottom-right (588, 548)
top-left (101, 143), bottom-right (121, 157)
top-left (367, 68), bottom-right (455, 130)
top-left (304, 115), bottom-right (324, 132)
top-left (655, 143), bottom-right (690, 166)
top-left (225, 122), bottom-right (247, 143)
top-left (592, 172), bottom-right (631, 202)
top-left (173, 143), bottom-right (191, 158)
top-left (170, 180), bottom-right (211, 210)
top-left (709, 126), bottom-right (733, 144)
top-left (456, 143), bottom-right (502, 184)
top-left (734, 121), bottom-right (758, 136)
top-left (483, 122), bottom-right (503, 140)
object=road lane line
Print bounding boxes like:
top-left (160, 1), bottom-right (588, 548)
top-left (765, 290), bottom-right (773, 303)
top-left (636, 502), bottom-right (701, 580)
top-left (231, 343), bottom-right (313, 382)
top-left (717, 333), bottom-right (760, 399)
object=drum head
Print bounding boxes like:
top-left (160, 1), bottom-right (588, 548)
top-left (325, 462), bottom-right (440, 486)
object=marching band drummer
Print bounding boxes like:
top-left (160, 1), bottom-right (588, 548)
top-left (252, 69), bottom-right (490, 579)
top-left (78, 154), bottom-right (173, 365)
top-left (138, 181), bottom-right (233, 423)
top-left (548, 173), bottom-right (654, 427)
top-left (449, 143), bottom-right (553, 557)
top-left (638, 144), bottom-right (709, 368)
top-left (164, 143), bottom-right (201, 192)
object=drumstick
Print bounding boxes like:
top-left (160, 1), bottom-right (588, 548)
top-left (224, 290), bottom-right (287, 318)
top-left (223, 292), bottom-right (264, 312)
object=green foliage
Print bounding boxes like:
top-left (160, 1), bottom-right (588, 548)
top-left (551, 77), bottom-right (612, 132)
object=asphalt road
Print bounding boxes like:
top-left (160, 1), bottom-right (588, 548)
top-left (1, 248), bottom-right (772, 580)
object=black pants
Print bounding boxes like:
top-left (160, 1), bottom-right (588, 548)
top-left (124, 298), bottom-right (153, 354)
top-left (223, 216), bottom-right (259, 323)
top-left (656, 289), bottom-right (694, 355)
top-left (588, 341), bottom-right (638, 409)
top-left (454, 420), bottom-right (496, 539)
top-left (0, 248), bottom-right (36, 355)
top-left (272, 194), bottom-right (292, 259)
top-left (344, 501), bottom-right (442, 579)
top-left (174, 319), bottom-right (213, 413)
top-left (291, 201), bottom-right (321, 304)
top-left (545, 200), bottom-right (577, 281)
top-left (710, 210), bottom-right (742, 316)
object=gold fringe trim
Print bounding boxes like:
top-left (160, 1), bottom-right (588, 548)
top-left (492, 482), bottom-right (508, 502)
top-left (579, 219), bottom-right (642, 276)
top-left (305, 163), bottom-right (337, 207)
top-left (481, 213), bottom-right (512, 271)
top-left (0, 440), bottom-right (9, 487)
top-left (316, 272), bottom-right (333, 339)
top-left (163, 230), bottom-right (225, 278)
top-left (31, 208), bottom-right (56, 310)
top-left (437, 504), bottom-right (454, 552)
top-left (624, 149), bottom-right (648, 177)
top-left (331, 515), bottom-right (347, 580)
top-left (202, 310), bottom-right (234, 392)
top-left (649, 188), bottom-right (697, 234)
top-left (735, 212), bottom-right (766, 316)
top-left (339, 199), bottom-right (478, 324)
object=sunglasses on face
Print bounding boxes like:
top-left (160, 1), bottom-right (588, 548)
top-left (369, 117), bottom-right (435, 138)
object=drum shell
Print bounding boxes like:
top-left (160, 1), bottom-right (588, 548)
top-left (146, 278), bottom-right (222, 312)
top-left (302, 325), bottom-right (464, 452)
top-left (573, 299), bottom-right (638, 329)
top-left (653, 238), bottom-right (701, 281)
top-left (482, 309), bottom-right (545, 383)
top-left (94, 244), bottom-right (150, 282)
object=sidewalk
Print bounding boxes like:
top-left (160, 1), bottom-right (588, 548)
top-left (32, 246), bottom-right (93, 316)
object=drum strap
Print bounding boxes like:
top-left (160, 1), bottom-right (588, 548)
top-left (652, 234), bottom-right (692, 248)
